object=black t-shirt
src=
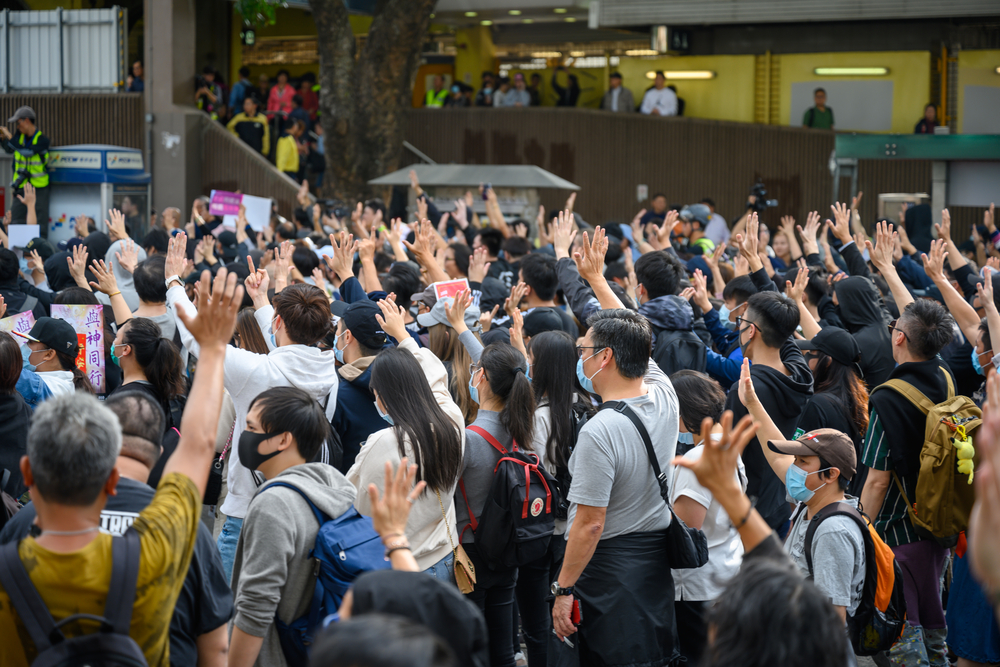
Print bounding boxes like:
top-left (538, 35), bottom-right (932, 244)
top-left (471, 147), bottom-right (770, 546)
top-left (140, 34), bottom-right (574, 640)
top-left (0, 478), bottom-right (233, 667)
top-left (487, 258), bottom-right (516, 289)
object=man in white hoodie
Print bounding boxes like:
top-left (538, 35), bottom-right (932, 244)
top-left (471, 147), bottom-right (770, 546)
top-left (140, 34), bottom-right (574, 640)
top-left (165, 232), bottom-right (340, 581)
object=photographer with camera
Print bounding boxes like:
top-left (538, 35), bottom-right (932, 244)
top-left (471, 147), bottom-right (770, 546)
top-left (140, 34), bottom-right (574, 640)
top-left (731, 182), bottom-right (778, 242)
top-left (1, 106), bottom-right (49, 230)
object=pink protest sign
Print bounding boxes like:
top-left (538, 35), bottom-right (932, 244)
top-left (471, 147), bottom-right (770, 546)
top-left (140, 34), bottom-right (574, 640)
top-left (0, 311), bottom-right (35, 344)
top-left (433, 278), bottom-right (470, 301)
top-left (52, 304), bottom-right (105, 394)
top-left (210, 190), bottom-right (243, 217)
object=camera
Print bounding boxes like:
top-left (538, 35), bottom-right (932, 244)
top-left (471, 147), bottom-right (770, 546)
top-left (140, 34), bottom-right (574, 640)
top-left (195, 75), bottom-right (208, 91)
top-left (750, 181), bottom-right (778, 213)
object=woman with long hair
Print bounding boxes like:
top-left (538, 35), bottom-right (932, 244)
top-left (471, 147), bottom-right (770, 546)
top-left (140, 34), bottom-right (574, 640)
top-left (233, 307), bottom-right (270, 354)
top-left (424, 299), bottom-right (481, 425)
top-left (454, 339), bottom-right (535, 667)
top-left (347, 299), bottom-right (465, 582)
top-left (109, 317), bottom-right (187, 425)
top-left (795, 326), bottom-right (870, 495)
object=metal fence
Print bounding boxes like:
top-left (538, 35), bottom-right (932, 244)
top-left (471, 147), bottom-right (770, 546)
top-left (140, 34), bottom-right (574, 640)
top-left (0, 8), bottom-right (127, 93)
top-left (201, 119), bottom-right (301, 217)
top-left (403, 107), bottom-right (985, 238)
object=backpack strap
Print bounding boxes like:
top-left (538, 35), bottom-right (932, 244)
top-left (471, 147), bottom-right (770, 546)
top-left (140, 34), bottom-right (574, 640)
top-left (1, 468), bottom-right (8, 492)
top-left (598, 401), bottom-right (669, 503)
top-left (0, 540), bottom-right (60, 652)
top-left (467, 425), bottom-right (514, 454)
top-left (20, 295), bottom-right (37, 315)
top-left (876, 379), bottom-right (935, 415)
top-left (104, 529), bottom-right (142, 635)
top-left (458, 479), bottom-right (477, 536)
top-left (802, 502), bottom-right (867, 578)
top-left (260, 481), bottom-right (328, 525)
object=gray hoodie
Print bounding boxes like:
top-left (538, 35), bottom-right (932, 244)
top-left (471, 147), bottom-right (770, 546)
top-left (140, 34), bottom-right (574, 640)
top-left (231, 463), bottom-right (357, 667)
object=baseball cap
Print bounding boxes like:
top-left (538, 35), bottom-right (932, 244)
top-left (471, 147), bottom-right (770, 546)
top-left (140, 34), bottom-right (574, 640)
top-left (7, 106), bottom-right (35, 123)
top-left (796, 326), bottom-right (863, 378)
top-left (417, 297), bottom-right (481, 330)
top-left (768, 428), bottom-right (856, 481)
top-left (217, 231), bottom-right (239, 262)
top-left (25, 238), bottom-right (55, 261)
top-left (680, 204), bottom-right (711, 226)
top-left (341, 300), bottom-right (389, 349)
top-left (57, 237), bottom-right (85, 252)
top-left (410, 285), bottom-right (438, 310)
top-left (522, 307), bottom-right (567, 338)
top-left (14, 317), bottom-right (78, 356)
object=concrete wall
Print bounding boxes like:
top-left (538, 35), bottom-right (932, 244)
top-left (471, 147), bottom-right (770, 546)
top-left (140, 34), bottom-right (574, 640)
top-left (958, 50), bottom-right (1000, 135)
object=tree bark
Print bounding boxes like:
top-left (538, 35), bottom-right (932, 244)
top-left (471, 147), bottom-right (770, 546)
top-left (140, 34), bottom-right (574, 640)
top-left (311, 0), bottom-right (435, 204)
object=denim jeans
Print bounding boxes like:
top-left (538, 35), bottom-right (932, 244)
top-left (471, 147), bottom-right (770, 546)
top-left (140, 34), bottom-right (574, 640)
top-left (423, 552), bottom-right (455, 584)
top-left (216, 515), bottom-right (244, 584)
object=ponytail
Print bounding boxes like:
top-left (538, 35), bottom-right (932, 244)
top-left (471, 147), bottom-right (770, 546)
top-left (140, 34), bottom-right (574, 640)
top-left (480, 343), bottom-right (535, 450)
top-left (54, 349), bottom-right (95, 394)
top-left (123, 318), bottom-right (187, 401)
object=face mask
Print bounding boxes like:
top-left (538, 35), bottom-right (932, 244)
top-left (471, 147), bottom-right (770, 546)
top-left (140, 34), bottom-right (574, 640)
top-left (238, 430), bottom-right (283, 472)
top-left (972, 348), bottom-right (988, 376)
top-left (677, 431), bottom-right (695, 445)
top-left (785, 464), bottom-right (831, 503)
top-left (374, 399), bottom-right (394, 425)
top-left (576, 351), bottom-right (604, 394)
top-left (111, 343), bottom-right (126, 367)
top-left (468, 370), bottom-right (481, 405)
top-left (21, 345), bottom-right (46, 372)
top-left (738, 323), bottom-right (752, 359)
top-left (526, 362), bottom-right (532, 384)
top-left (483, 87), bottom-right (493, 94)
top-left (719, 304), bottom-right (736, 331)
top-left (333, 332), bottom-right (346, 364)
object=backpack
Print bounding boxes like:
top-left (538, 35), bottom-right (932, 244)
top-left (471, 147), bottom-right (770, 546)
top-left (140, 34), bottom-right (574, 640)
top-left (259, 482), bottom-right (389, 664)
top-left (802, 502), bottom-right (907, 656)
top-left (875, 370), bottom-right (981, 545)
top-left (553, 404), bottom-right (591, 521)
top-left (10, 294), bottom-right (38, 316)
top-left (458, 425), bottom-right (556, 570)
top-left (651, 328), bottom-right (706, 377)
top-left (0, 529), bottom-right (148, 667)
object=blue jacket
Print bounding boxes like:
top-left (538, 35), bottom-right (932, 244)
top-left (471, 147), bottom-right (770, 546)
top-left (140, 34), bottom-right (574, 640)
top-left (16, 369), bottom-right (51, 411)
top-left (331, 359), bottom-right (383, 473)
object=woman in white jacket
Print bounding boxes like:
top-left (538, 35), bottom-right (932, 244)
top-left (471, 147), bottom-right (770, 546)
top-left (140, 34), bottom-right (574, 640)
top-left (347, 298), bottom-right (466, 580)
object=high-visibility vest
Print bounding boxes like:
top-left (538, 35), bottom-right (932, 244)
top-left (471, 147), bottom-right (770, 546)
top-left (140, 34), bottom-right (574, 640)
top-left (14, 131), bottom-right (48, 189)
top-left (425, 88), bottom-right (448, 108)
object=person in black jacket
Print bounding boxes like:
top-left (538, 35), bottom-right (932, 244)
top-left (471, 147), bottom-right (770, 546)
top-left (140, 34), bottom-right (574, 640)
top-left (0, 332), bottom-right (30, 505)
top-left (834, 277), bottom-right (895, 388)
top-left (226, 96), bottom-right (270, 157)
top-left (0, 248), bottom-right (50, 319)
top-left (551, 67), bottom-right (580, 107)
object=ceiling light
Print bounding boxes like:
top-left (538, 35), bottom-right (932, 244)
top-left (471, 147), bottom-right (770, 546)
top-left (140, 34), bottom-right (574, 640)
top-left (481, 19), bottom-right (492, 25)
top-left (532, 51), bottom-right (562, 58)
top-left (565, 17), bottom-right (576, 22)
top-left (508, 10), bottom-right (522, 15)
top-left (646, 70), bottom-right (716, 80)
top-left (814, 67), bottom-right (888, 76)
top-left (522, 18), bottom-right (534, 23)
top-left (464, 11), bottom-right (477, 17)
top-left (553, 7), bottom-right (568, 13)
top-left (626, 49), bottom-right (659, 56)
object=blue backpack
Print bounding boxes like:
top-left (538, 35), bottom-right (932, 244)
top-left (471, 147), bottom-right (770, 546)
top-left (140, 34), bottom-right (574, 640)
top-left (260, 482), bottom-right (390, 663)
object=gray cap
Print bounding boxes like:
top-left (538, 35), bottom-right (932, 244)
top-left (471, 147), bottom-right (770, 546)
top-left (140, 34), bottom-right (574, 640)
top-left (417, 296), bottom-right (481, 330)
top-left (680, 203), bottom-right (711, 226)
top-left (7, 106), bottom-right (35, 123)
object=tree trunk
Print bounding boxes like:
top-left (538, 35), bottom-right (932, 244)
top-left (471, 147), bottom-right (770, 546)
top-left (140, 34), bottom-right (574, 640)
top-left (311, 0), bottom-right (435, 204)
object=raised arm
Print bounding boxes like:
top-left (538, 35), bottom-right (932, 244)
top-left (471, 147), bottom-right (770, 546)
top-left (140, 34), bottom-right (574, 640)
top-left (785, 266), bottom-right (821, 340)
top-left (979, 272), bottom-right (1000, 376)
top-left (167, 268), bottom-right (243, 496)
top-left (357, 227), bottom-right (383, 293)
top-left (865, 220), bottom-right (913, 312)
top-left (89, 259), bottom-right (133, 326)
top-left (779, 216), bottom-right (804, 262)
top-left (736, 358), bottom-right (793, 484)
top-left (403, 219), bottom-right (450, 285)
top-left (575, 227), bottom-right (624, 311)
top-left (922, 239), bottom-right (981, 344)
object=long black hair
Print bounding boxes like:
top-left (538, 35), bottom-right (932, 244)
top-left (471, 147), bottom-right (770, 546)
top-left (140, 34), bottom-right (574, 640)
top-left (527, 330), bottom-right (593, 469)
top-left (122, 318), bottom-right (187, 403)
top-left (478, 343), bottom-right (535, 450)
top-left (812, 351), bottom-right (869, 438)
top-left (369, 347), bottom-right (463, 493)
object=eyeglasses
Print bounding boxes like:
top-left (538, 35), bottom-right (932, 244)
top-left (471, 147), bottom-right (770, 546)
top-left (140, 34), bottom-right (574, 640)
top-left (888, 319), bottom-right (909, 341)
top-left (735, 316), bottom-right (757, 331)
top-left (576, 345), bottom-right (606, 359)
top-left (469, 363), bottom-right (479, 376)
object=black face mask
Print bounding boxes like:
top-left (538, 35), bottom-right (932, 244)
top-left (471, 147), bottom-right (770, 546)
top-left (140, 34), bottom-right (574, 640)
top-left (238, 430), bottom-right (283, 472)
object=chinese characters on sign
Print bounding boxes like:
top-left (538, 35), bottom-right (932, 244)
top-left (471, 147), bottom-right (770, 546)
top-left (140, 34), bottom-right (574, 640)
top-left (0, 311), bottom-right (35, 345)
top-left (51, 304), bottom-right (105, 394)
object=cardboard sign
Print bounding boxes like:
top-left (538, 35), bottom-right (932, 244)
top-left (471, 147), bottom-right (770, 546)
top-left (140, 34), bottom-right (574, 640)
top-left (51, 304), bottom-right (105, 394)
top-left (433, 278), bottom-right (470, 301)
top-left (0, 311), bottom-right (35, 345)
top-left (210, 191), bottom-right (271, 232)
top-left (7, 224), bottom-right (40, 248)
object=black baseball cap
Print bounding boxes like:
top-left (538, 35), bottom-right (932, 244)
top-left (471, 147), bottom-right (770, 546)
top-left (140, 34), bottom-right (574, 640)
top-left (522, 307), bottom-right (566, 338)
top-left (796, 326), bottom-right (863, 378)
top-left (768, 428), bottom-right (856, 481)
top-left (25, 238), bottom-right (55, 261)
top-left (14, 317), bottom-right (78, 356)
top-left (342, 300), bottom-right (389, 349)
top-left (217, 231), bottom-right (239, 262)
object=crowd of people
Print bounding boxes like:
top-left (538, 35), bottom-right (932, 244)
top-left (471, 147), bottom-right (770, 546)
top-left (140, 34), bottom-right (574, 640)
top-left (0, 172), bottom-right (998, 667)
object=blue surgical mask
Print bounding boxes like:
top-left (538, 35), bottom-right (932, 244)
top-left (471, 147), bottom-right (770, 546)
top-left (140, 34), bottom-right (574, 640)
top-left (575, 351), bottom-right (603, 394)
top-left (785, 464), bottom-right (831, 503)
top-left (718, 304), bottom-right (736, 331)
top-left (20, 345), bottom-right (38, 372)
top-left (468, 371), bottom-right (481, 405)
top-left (269, 317), bottom-right (277, 349)
top-left (972, 348), bottom-right (988, 376)
top-left (677, 432), bottom-right (695, 445)
top-left (334, 332), bottom-right (345, 364)
top-left (374, 399), bottom-right (393, 425)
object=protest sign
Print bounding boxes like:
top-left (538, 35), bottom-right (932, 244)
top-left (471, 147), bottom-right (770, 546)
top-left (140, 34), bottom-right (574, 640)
top-left (0, 311), bottom-right (35, 345)
top-left (51, 304), bottom-right (105, 394)
top-left (433, 278), bottom-right (470, 301)
top-left (210, 190), bottom-right (271, 232)
top-left (7, 224), bottom-right (40, 248)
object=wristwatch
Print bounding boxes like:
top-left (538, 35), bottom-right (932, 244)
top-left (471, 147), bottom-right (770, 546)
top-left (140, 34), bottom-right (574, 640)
top-left (551, 583), bottom-right (574, 597)
top-left (165, 275), bottom-right (181, 289)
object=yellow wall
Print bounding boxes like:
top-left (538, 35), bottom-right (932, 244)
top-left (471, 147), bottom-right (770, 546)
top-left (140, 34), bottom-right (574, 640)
top-left (777, 50), bottom-right (930, 133)
top-left (455, 27), bottom-right (496, 88)
top-left (956, 50), bottom-right (1000, 134)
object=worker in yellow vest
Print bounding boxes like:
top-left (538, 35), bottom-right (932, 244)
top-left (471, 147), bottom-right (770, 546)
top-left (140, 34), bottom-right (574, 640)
top-left (0, 106), bottom-right (50, 231)
top-left (424, 75), bottom-right (449, 108)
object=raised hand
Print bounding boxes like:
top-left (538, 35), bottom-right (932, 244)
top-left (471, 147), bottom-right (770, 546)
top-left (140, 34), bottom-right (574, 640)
top-left (366, 458), bottom-right (426, 545)
top-left (565, 191), bottom-right (577, 214)
top-left (704, 242), bottom-right (725, 272)
top-left (375, 296), bottom-right (408, 343)
top-left (978, 267), bottom-right (996, 313)
top-left (970, 374), bottom-right (1000, 590)
top-left (986, 203), bottom-right (996, 234)
top-left (828, 202), bottom-right (852, 243)
top-left (176, 268), bottom-right (244, 351)
top-left (325, 231), bottom-right (356, 283)
top-left (658, 210), bottom-right (679, 248)
top-left (408, 169), bottom-right (422, 195)
top-left (920, 238), bottom-right (948, 283)
top-left (0, 295), bottom-right (5, 319)
top-left (115, 238), bottom-right (139, 275)
top-left (106, 208), bottom-right (128, 242)
top-left (445, 289), bottom-right (472, 333)
top-left (244, 255), bottom-right (270, 308)
top-left (16, 182), bottom-right (35, 208)
top-left (785, 265), bottom-right (809, 304)
top-left (358, 226), bottom-right (378, 264)
top-left (468, 245), bottom-right (491, 284)
top-left (453, 199), bottom-right (469, 230)
top-left (165, 231), bottom-right (188, 281)
top-left (734, 212), bottom-right (761, 271)
top-left (736, 357), bottom-right (760, 409)
top-left (88, 259), bottom-right (119, 295)
top-left (552, 209), bottom-right (577, 260)
top-left (690, 269), bottom-right (712, 313)
top-left (505, 281), bottom-right (528, 316)
top-left (510, 307), bottom-right (526, 357)
top-left (67, 243), bottom-right (90, 289)
top-left (574, 227), bottom-right (608, 283)
top-left (935, 208), bottom-right (952, 244)
top-left (865, 220), bottom-right (897, 274)
top-left (273, 240), bottom-right (294, 293)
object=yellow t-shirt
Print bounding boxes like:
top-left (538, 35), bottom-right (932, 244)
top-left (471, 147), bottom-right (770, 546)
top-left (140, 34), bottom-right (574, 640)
top-left (0, 472), bottom-right (201, 667)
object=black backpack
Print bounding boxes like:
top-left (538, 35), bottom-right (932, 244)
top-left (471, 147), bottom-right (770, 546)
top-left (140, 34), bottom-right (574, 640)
top-left (458, 425), bottom-right (556, 570)
top-left (0, 529), bottom-right (148, 666)
top-left (651, 328), bottom-right (706, 376)
top-left (553, 403), bottom-right (592, 521)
